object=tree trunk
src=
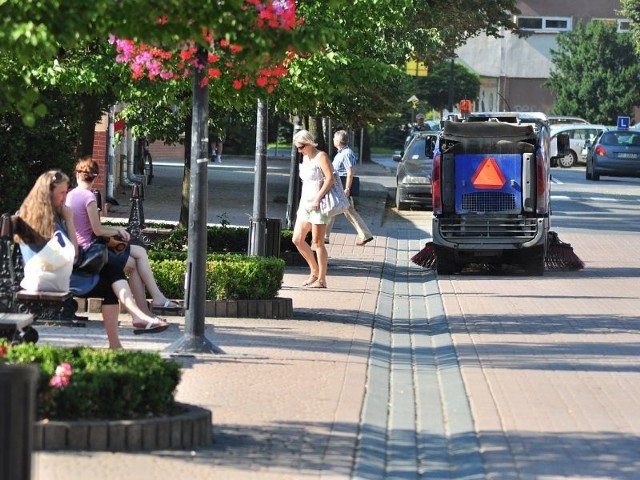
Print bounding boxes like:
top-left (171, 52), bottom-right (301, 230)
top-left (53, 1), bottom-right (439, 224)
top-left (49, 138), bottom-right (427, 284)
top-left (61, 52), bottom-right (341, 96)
top-left (361, 126), bottom-right (371, 163)
top-left (308, 116), bottom-right (325, 152)
top-left (78, 94), bottom-right (103, 157)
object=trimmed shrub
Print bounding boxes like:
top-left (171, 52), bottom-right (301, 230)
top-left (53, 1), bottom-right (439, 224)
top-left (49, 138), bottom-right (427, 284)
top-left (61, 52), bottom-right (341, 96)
top-left (1, 342), bottom-right (181, 421)
top-left (150, 254), bottom-right (284, 300)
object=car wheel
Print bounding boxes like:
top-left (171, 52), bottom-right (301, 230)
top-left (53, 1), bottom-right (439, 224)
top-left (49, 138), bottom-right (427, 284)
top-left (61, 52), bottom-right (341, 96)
top-left (592, 170), bottom-right (600, 181)
top-left (585, 164), bottom-right (592, 180)
top-left (395, 187), bottom-right (408, 210)
top-left (558, 150), bottom-right (577, 168)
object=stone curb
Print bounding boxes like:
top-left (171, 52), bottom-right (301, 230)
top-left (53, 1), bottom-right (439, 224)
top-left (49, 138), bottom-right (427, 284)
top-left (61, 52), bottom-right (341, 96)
top-left (33, 402), bottom-right (212, 452)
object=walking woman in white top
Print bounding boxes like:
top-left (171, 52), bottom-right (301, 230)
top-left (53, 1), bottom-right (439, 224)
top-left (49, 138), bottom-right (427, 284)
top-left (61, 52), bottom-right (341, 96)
top-left (292, 130), bottom-right (335, 289)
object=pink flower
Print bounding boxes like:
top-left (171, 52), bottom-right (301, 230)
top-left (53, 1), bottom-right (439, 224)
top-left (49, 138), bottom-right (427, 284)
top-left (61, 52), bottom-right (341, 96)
top-left (49, 362), bottom-right (73, 388)
top-left (55, 362), bottom-right (73, 377)
top-left (49, 375), bottom-right (70, 388)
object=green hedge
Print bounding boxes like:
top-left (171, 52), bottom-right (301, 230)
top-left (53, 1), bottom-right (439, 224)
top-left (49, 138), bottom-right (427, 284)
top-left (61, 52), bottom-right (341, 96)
top-left (150, 254), bottom-right (285, 300)
top-left (151, 225), bottom-right (298, 254)
top-left (1, 342), bottom-right (181, 421)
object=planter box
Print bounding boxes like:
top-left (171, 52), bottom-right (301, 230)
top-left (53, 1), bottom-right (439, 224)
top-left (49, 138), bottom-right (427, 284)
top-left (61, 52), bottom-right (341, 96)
top-left (76, 297), bottom-right (293, 319)
top-left (33, 402), bottom-right (212, 452)
top-left (204, 298), bottom-right (292, 318)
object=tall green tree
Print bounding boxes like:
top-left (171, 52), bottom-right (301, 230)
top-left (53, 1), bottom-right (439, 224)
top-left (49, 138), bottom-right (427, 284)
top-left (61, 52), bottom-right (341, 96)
top-left (546, 20), bottom-right (640, 124)
top-left (421, 61), bottom-right (480, 114)
top-left (622, 0), bottom-right (640, 55)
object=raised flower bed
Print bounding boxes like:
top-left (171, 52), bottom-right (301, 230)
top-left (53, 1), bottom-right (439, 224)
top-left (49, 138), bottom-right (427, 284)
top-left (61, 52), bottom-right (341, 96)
top-left (1, 341), bottom-right (211, 451)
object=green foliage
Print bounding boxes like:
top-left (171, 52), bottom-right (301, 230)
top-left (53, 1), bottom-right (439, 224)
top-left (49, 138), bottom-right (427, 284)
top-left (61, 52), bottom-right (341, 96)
top-left (0, 90), bottom-right (80, 213)
top-left (422, 61), bottom-right (481, 112)
top-left (150, 255), bottom-right (284, 300)
top-left (1, 342), bottom-right (181, 421)
top-left (151, 225), bottom-right (298, 256)
top-left (546, 21), bottom-right (640, 125)
top-left (622, 0), bottom-right (640, 56)
top-left (153, 226), bottom-right (248, 254)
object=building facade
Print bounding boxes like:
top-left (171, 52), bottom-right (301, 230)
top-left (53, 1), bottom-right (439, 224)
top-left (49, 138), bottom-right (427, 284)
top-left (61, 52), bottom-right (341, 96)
top-left (455, 0), bottom-right (626, 116)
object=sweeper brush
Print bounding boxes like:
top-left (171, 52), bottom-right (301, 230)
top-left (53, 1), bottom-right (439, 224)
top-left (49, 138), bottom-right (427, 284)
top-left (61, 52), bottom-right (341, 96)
top-left (411, 231), bottom-right (584, 272)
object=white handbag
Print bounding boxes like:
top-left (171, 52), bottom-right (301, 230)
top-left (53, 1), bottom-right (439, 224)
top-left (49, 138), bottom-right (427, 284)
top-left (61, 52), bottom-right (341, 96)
top-left (319, 171), bottom-right (350, 217)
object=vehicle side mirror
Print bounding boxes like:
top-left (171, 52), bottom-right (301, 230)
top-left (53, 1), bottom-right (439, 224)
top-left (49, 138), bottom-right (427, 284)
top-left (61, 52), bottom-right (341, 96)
top-left (556, 133), bottom-right (570, 156)
top-left (393, 152), bottom-right (402, 162)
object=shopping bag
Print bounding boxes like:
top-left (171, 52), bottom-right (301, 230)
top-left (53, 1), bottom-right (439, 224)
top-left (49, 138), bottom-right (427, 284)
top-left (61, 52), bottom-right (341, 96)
top-left (21, 230), bottom-right (75, 292)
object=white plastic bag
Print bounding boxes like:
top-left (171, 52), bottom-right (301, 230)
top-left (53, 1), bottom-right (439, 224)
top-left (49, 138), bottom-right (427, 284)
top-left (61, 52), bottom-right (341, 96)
top-left (21, 230), bottom-right (75, 292)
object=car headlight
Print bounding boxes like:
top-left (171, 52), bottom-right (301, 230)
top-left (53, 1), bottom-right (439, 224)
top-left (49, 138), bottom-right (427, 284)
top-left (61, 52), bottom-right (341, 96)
top-left (401, 175), bottom-right (431, 184)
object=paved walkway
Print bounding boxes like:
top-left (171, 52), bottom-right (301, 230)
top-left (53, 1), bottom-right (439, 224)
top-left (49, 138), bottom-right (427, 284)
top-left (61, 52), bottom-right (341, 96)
top-left (31, 156), bottom-right (640, 479)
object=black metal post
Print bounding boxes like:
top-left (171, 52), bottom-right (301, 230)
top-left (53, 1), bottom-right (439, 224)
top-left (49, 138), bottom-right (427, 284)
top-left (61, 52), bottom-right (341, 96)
top-left (448, 57), bottom-right (455, 112)
top-left (249, 99), bottom-right (268, 256)
top-left (165, 48), bottom-right (223, 355)
top-left (285, 117), bottom-right (302, 229)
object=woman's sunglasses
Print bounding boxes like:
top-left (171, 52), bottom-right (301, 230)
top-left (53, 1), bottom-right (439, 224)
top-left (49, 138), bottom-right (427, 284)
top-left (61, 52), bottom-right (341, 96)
top-left (50, 171), bottom-right (64, 188)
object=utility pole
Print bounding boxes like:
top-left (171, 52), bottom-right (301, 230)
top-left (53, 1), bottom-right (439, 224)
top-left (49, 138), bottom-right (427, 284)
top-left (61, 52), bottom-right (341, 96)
top-left (166, 47), bottom-right (223, 355)
top-left (285, 116), bottom-right (302, 229)
top-left (448, 58), bottom-right (455, 113)
top-left (249, 98), bottom-right (268, 256)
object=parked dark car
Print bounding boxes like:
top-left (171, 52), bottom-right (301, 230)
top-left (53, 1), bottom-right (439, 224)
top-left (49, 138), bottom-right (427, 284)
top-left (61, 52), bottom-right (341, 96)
top-left (584, 128), bottom-right (640, 181)
top-left (394, 131), bottom-right (437, 210)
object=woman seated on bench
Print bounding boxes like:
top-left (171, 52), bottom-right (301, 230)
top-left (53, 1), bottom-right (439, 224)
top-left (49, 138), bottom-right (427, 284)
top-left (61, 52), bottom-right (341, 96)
top-left (15, 170), bottom-right (168, 349)
top-left (66, 157), bottom-right (181, 316)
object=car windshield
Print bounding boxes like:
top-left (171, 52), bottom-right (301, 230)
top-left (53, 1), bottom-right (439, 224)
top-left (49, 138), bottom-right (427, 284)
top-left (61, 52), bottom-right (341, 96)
top-left (406, 136), bottom-right (436, 161)
top-left (601, 131), bottom-right (640, 146)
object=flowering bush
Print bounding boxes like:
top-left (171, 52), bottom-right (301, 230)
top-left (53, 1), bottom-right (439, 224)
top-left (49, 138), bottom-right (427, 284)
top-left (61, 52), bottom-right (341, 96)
top-left (109, 0), bottom-right (297, 91)
top-left (0, 341), bottom-right (182, 421)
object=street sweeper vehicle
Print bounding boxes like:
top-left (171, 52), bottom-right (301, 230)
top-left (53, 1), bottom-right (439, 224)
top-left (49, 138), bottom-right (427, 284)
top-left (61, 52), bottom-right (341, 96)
top-left (428, 112), bottom-right (571, 275)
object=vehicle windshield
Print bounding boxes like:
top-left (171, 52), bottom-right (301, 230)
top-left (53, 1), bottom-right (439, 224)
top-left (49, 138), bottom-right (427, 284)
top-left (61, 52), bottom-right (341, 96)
top-left (601, 131), bottom-right (640, 146)
top-left (406, 136), bottom-right (437, 161)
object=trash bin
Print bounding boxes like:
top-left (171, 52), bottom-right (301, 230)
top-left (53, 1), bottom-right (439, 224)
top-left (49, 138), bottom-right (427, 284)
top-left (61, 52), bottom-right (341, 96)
top-left (0, 363), bottom-right (38, 480)
top-left (248, 218), bottom-right (281, 258)
top-left (266, 218), bottom-right (281, 258)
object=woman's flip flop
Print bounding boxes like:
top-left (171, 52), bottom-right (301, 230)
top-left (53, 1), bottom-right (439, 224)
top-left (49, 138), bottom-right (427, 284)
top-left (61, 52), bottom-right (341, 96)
top-left (150, 299), bottom-right (183, 313)
top-left (133, 318), bottom-right (169, 335)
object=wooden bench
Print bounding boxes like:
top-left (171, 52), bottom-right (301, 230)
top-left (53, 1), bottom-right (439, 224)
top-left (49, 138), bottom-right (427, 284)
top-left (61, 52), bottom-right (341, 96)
top-left (0, 214), bottom-right (84, 342)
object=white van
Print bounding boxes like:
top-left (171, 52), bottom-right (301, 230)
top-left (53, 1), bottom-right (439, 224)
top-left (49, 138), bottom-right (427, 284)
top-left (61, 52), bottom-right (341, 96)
top-left (549, 123), bottom-right (607, 168)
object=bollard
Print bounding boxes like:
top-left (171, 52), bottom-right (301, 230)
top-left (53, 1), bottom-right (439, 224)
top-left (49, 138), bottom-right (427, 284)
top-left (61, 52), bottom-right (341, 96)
top-left (0, 363), bottom-right (38, 480)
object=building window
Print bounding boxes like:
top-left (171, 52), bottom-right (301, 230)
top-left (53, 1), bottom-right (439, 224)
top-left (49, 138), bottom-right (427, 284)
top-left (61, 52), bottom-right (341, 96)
top-left (618, 19), bottom-right (631, 32)
top-left (516, 16), bottom-right (572, 32)
top-left (591, 18), bottom-right (632, 32)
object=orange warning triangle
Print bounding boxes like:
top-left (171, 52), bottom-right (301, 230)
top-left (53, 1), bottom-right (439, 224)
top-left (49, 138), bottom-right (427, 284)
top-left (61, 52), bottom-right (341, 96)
top-left (471, 157), bottom-right (505, 189)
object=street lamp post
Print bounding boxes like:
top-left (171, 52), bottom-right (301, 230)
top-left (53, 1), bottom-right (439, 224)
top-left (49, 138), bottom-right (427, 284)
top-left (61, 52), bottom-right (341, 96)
top-left (165, 48), bottom-right (223, 356)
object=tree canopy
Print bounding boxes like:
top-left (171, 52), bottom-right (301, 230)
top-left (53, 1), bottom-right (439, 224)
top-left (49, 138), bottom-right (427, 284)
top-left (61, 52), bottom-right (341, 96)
top-left (546, 20), bottom-right (640, 124)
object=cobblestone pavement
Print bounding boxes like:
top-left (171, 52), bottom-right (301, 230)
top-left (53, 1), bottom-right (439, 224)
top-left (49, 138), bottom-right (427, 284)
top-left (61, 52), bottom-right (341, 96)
top-left (31, 156), bottom-right (640, 479)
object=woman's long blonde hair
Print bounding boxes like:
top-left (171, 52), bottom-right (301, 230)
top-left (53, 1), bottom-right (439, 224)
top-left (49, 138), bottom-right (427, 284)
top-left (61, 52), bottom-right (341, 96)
top-left (15, 170), bottom-right (69, 246)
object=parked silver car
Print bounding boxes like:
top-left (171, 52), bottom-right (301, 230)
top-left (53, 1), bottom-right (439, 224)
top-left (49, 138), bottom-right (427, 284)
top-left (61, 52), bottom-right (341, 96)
top-left (585, 128), bottom-right (640, 180)
top-left (394, 132), bottom-right (437, 210)
top-left (549, 124), bottom-right (607, 168)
